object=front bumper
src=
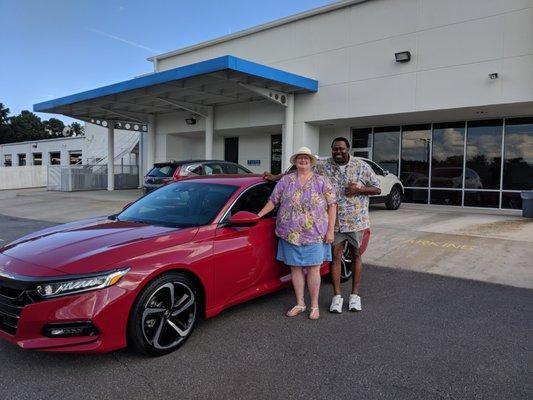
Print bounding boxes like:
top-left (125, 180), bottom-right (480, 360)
top-left (0, 284), bottom-right (133, 353)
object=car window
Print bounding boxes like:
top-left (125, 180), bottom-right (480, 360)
top-left (222, 163), bottom-right (251, 174)
top-left (226, 182), bottom-right (276, 220)
top-left (147, 165), bottom-right (177, 177)
top-left (180, 163), bottom-right (203, 176)
top-left (119, 181), bottom-right (237, 228)
top-left (205, 163), bottom-right (225, 175)
top-left (364, 160), bottom-right (384, 176)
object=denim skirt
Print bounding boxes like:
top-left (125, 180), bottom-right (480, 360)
top-left (276, 238), bottom-right (332, 267)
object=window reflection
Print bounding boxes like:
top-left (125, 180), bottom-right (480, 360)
top-left (431, 122), bottom-right (465, 188)
top-left (430, 190), bottom-right (461, 206)
top-left (352, 128), bottom-right (371, 148)
top-left (502, 192), bottom-right (522, 209)
top-left (401, 124), bottom-right (431, 187)
top-left (403, 189), bottom-right (428, 204)
top-left (464, 191), bottom-right (499, 208)
top-left (372, 126), bottom-right (400, 176)
top-left (503, 118), bottom-right (533, 190)
top-left (465, 120), bottom-right (502, 190)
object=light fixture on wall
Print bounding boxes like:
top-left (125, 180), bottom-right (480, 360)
top-left (185, 117), bottom-right (197, 125)
top-left (488, 72), bottom-right (499, 79)
top-left (394, 51), bottom-right (411, 63)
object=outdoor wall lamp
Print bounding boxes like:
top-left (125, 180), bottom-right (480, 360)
top-left (488, 72), bottom-right (499, 79)
top-left (185, 117), bottom-right (197, 125)
top-left (395, 51), bottom-right (411, 63)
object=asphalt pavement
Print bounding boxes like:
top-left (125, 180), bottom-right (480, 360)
top-left (0, 214), bottom-right (531, 400)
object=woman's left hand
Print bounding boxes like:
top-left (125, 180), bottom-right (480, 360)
top-left (324, 230), bottom-right (334, 244)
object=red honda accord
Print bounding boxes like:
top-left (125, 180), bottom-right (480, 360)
top-left (0, 175), bottom-right (369, 356)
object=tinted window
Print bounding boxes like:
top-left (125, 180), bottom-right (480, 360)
top-left (431, 122), bottom-right (465, 188)
top-left (119, 181), bottom-right (237, 228)
top-left (222, 163), bottom-right (251, 174)
top-left (401, 124), bottom-right (431, 187)
top-left (229, 183), bottom-right (276, 217)
top-left (148, 165), bottom-right (177, 178)
top-left (205, 163), bottom-right (225, 175)
top-left (352, 128), bottom-right (371, 148)
top-left (373, 126), bottom-right (400, 176)
top-left (503, 118), bottom-right (533, 190)
top-left (466, 120), bottom-right (502, 190)
top-left (180, 164), bottom-right (203, 177)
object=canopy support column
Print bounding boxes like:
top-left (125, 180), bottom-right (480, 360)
top-left (146, 115), bottom-right (156, 176)
top-left (107, 123), bottom-right (115, 191)
top-left (282, 94), bottom-right (294, 172)
top-left (205, 107), bottom-right (214, 159)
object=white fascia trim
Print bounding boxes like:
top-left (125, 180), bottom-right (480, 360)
top-left (148, 0), bottom-right (370, 64)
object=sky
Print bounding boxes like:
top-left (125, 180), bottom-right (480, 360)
top-left (1, 0), bottom-right (337, 124)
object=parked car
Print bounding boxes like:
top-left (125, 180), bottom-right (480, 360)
top-left (358, 158), bottom-right (404, 210)
top-left (143, 160), bottom-right (252, 193)
top-left (288, 157), bottom-right (404, 210)
top-left (0, 175), bottom-right (368, 356)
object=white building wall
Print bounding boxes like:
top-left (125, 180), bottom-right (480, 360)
top-left (0, 137), bottom-right (84, 168)
top-left (155, 0), bottom-right (533, 124)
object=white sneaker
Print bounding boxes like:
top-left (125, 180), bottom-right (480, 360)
top-left (329, 295), bottom-right (343, 313)
top-left (349, 294), bottom-right (362, 312)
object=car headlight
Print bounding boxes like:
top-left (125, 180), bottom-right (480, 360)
top-left (36, 268), bottom-right (130, 299)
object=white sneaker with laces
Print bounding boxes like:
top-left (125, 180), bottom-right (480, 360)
top-left (349, 294), bottom-right (362, 312)
top-left (329, 295), bottom-right (343, 313)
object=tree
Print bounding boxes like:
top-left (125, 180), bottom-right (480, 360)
top-left (44, 118), bottom-right (65, 137)
top-left (9, 110), bottom-right (47, 141)
top-left (69, 122), bottom-right (85, 136)
top-left (0, 103), bottom-right (14, 144)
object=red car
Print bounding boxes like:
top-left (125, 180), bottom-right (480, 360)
top-left (0, 175), bottom-right (368, 356)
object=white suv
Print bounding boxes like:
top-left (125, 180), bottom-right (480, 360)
top-left (357, 157), bottom-right (404, 210)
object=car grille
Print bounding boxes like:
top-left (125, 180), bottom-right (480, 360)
top-left (0, 282), bottom-right (37, 335)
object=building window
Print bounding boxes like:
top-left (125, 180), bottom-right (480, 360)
top-left (372, 126), bottom-right (400, 176)
top-left (69, 151), bottom-right (82, 165)
top-left (33, 153), bottom-right (42, 166)
top-left (502, 117), bottom-right (533, 191)
top-left (4, 154), bottom-right (12, 167)
top-left (18, 153), bottom-right (26, 166)
top-left (465, 119), bottom-right (503, 191)
top-left (352, 128), bottom-right (372, 159)
top-left (50, 152), bottom-right (61, 165)
top-left (400, 124), bottom-right (431, 188)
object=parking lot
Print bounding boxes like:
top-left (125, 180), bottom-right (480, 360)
top-left (0, 188), bottom-right (532, 399)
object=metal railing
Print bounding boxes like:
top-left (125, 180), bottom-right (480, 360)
top-left (48, 164), bottom-right (139, 191)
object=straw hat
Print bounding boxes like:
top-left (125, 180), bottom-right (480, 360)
top-left (290, 146), bottom-right (318, 165)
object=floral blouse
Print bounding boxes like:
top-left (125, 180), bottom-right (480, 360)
top-left (269, 172), bottom-right (336, 245)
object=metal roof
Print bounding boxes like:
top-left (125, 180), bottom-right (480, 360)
top-left (33, 55), bottom-right (318, 125)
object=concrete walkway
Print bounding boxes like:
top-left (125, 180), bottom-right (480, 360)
top-left (1, 188), bottom-right (531, 289)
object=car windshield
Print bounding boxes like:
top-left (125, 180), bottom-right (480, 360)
top-left (147, 165), bottom-right (177, 177)
top-left (119, 181), bottom-right (238, 228)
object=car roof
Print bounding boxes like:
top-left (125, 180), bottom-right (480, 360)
top-left (178, 174), bottom-right (266, 186)
top-left (153, 160), bottom-right (239, 167)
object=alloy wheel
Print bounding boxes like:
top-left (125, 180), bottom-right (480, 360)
top-left (340, 241), bottom-right (352, 282)
top-left (141, 281), bottom-right (197, 350)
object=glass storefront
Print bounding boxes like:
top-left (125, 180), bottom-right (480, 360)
top-left (352, 117), bottom-right (533, 209)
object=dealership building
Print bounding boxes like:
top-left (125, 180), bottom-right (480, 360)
top-left (34, 0), bottom-right (532, 209)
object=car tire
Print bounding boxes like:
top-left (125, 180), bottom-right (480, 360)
top-left (128, 272), bottom-right (199, 356)
top-left (340, 241), bottom-right (352, 283)
top-left (385, 185), bottom-right (402, 210)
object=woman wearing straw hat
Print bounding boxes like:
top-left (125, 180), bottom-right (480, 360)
top-left (257, 147), bottom-right (337, 320)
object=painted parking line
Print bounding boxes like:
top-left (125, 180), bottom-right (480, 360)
top-left (390, 237), bottom-right (476, 251)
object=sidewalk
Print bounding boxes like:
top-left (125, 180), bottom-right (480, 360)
top-left (1, 188), bottom-right (531, 289)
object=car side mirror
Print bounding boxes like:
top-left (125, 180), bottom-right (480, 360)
top-left (229, 211), bottom-right (260, 226)
top-left (383, 170), bottom-right (389, 176)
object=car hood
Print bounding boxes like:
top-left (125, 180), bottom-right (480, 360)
top-left (1, 218), bottom-right (198, 276)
